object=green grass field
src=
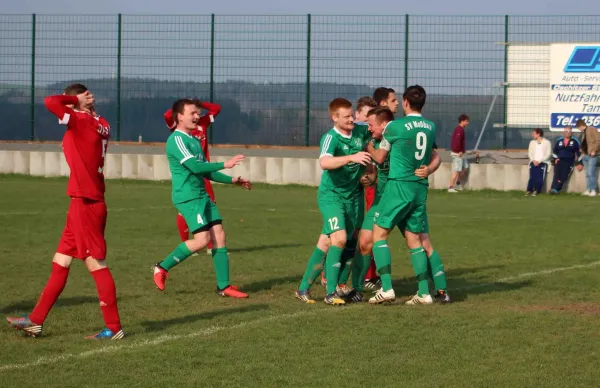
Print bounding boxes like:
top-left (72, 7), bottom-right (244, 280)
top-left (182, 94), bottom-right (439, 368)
top-left (1, 175), bottom-right (599, 388)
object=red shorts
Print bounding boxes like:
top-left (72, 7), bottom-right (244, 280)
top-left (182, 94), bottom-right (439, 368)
top-left (365, 185), bottom-right (376, 210)
top-left (57, 198), bottom-right (107, 260)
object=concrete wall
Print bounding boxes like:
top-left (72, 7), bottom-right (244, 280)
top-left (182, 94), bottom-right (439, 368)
top-left (0, 150), bottom-right (595, 193)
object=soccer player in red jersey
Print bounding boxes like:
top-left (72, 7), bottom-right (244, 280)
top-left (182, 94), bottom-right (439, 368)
top-left (6, 83), bottom-right (124, 340)
top-left (164, 100), bottom-right (221, 254)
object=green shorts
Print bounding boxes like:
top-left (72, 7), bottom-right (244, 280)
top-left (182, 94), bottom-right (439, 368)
top-left (361, 204), bottom-right (378, 232)
top-left (175, 197), bottom-right (222, 234)
top-left (319, 197), bottom-right (364, 236)
top-left (374, 181), bottom-right (427, 233)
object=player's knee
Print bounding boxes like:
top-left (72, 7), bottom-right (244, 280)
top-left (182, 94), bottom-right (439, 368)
top-left (52, 253), bottom-right (73, 268)
top-left (189, 232), bottom-right (211, 252)
top-left (329, 231), bottom-right (347, 248)
top-left (316, 234), bottom-right (331, 251)
top-left (420, 234), bottom-right (434, 256)
top-left (404, 231), bottom-right (422, 250)
top-left (84, 257), bottom-right (107, 272)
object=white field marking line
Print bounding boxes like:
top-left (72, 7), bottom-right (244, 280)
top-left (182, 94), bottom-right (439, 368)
top-left (0, 309), bottom-right (330, 373)
top-left (454, 259), bottom-right (600, 291)
top-left (1, 261), bottom-right (598, 373)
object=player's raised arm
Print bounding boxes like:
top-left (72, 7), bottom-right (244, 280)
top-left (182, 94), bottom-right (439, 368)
top-left (163, 109), bottom-right (176, 130)
top-left (44, 90), bottom-right (93, 125)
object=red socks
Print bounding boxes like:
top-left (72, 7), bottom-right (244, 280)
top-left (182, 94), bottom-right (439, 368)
top-left (176, 213), bottom-right (189, 242)
top-left (91, 268), bottom-right (121, 333)
top-left (29, 262), bottom-right (70, 325)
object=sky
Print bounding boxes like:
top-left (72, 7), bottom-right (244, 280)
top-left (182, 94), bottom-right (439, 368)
top-left (0, 0), bottom-right (597, 15)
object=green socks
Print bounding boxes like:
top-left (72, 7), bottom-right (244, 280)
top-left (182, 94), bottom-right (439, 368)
top-left (325, 246), bottom-right (344, 295)
top-left (372, 240), bottom-right (392, 292)
top-left (337, 239), bottom-right (357, 285)
top-left (351, 253), bottom-right (372, 292)
top-left (428, 250), bottom-right (447, 292)
top-left (298, 247), bottom-right (326, 292)
top-left (212, 247), bottom-right (230, 290)
top-left (159, 242), bottom-right (193, 271)
top-left (410, 247), bottom-right (430, 297)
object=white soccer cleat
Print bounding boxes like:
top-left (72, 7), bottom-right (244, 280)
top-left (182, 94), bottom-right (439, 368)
top-left (448, 188), bottom-right (459, 193)
top-left (368, 288), bottom-right (396, 304)
top-left (405, 293), bottom-right (434, 305)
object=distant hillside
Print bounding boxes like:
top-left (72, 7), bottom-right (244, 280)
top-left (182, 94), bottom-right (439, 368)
top-left (0, 78), bottom-right (511, 148)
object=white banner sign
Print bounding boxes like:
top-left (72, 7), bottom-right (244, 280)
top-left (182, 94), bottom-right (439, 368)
top-left (550, 44), bottom-right (600, 131)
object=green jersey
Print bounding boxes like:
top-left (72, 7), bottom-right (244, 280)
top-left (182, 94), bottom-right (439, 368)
top-left (382, 114), bottom-right (436, 185)
top-left (318, 124), bottom-right (371, 202)
top-left (166, 130), bottom-right (211, 204)
top-left (372, 138), bottom-right (390, 202)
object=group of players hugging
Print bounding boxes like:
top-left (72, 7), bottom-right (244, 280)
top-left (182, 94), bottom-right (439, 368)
top-left (6, 83), bottom-right (450, 340)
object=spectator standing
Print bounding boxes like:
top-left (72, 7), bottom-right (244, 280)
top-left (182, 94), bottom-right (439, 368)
top-left (577, 119), bottom-right (600, 197)
top-left (550, 126), bottom-right (581, 194)
top-left (525, 128), bottom-right (552, 196)
top-left (448, 114), bottom-right (470, 193)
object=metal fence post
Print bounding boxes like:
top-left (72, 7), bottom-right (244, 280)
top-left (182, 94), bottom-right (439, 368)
top-left (30, 13), bottom-right (36, 141)
top-left (305, 14), bottom-right (312, 147)
top-left (503, 14), bottom-right (509, 150)
top-left (404, 14), bottom-right (409, 91)
top-left (209, 13), bottom-right (215, 144)
top-left (116, 13), bottom-right (122, 142)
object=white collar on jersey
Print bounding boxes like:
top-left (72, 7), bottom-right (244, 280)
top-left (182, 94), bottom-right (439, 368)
top-left (406, 113), bottom-right (422, 117)
top-left (333, 126), bottom-right (352, 139)
top-left (175, 129), bottom-right (193, 138)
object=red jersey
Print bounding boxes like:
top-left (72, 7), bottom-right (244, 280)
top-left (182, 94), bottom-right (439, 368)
top-left (163, 101), bottom-right (221, 161)
top-left (450, 125), bottom-right (466, 154)
top-left (44, 95), bottom-right (110, 201)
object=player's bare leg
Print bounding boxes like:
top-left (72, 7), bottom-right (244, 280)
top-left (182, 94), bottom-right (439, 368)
top-left (404, 231), bottom-right (433, 305)
top-left (154, 230), bottom-right (211, 291)
top-left (210, 223), bottom-right (248, 298)
top-left (7, 253), bottom-right (73, 337)
top-left (324, 230), bottom-right (347, 305)
top-left (85, 257), bottom-right (124, 339)
top-left (336, 229), bottom-right (359, 297)
top-left (369, 225), bottom-right (396, 304)
top-left (344, 229), bottom-right (374, 303)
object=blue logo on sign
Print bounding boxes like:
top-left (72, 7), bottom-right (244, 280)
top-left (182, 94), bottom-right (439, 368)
top-left (564, 46), bottom-right (600, 73)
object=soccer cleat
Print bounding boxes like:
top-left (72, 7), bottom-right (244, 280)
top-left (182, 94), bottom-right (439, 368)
top-left (6, 316), bottom-right (43, 337)
top-left (336, 284), bottom-right (352, 297)
top-left (434, 290), bottom-right (452, 304)
top-left (364, 277), bottom-right (382, 290)
top-left (324, 292), bottom-right (346, 306)
top-left (448, 188), bottom-right (458, 193)
top-left (87, 328), bottom-right (125, 340)
top-left (405, 293), bottom-right (434, 305)
top-left (344, 289), bottom-right (364, 303)
top-left (153, 263), bottom-right (169, 291)
top-left (369, 288), bottom-right (396, 304)
top-left (217, 285), bottom-right (248, 298)
top-left (295, 289), bottom-right (316, 304)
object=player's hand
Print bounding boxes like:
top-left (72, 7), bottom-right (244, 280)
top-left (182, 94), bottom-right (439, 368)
top-left (414, 166), bottom-right (430, 178)
top-left (233, 176), bottom-right (252, 190)
top-left (533, 161), bottom-right (539, 166)
top-left (350, 151), bottom-right (372, 166)
top-left (458, 152), bottom-right (463, 158)
top-left (576, 164), bottom-right (584, 172)
top-left (224, 154), bottom-right (245, 169)
top-left (555, 159), bottom-right (560, 165)
top-left (77, 91), bottom-right (94, 108)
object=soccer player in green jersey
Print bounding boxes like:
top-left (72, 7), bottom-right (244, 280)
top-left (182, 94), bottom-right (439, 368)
top-left (365, 85), bottom-right (439, 305)
top-left (364, 106), bottom-right (451, 305)
top-left (295, 98), bottom-right (372, 305)
top-left (153, 98), bottom-right (251, 299)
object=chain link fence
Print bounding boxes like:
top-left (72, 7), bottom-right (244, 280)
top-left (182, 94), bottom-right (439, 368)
top-left (1, 14), bottom-right (599, 148)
